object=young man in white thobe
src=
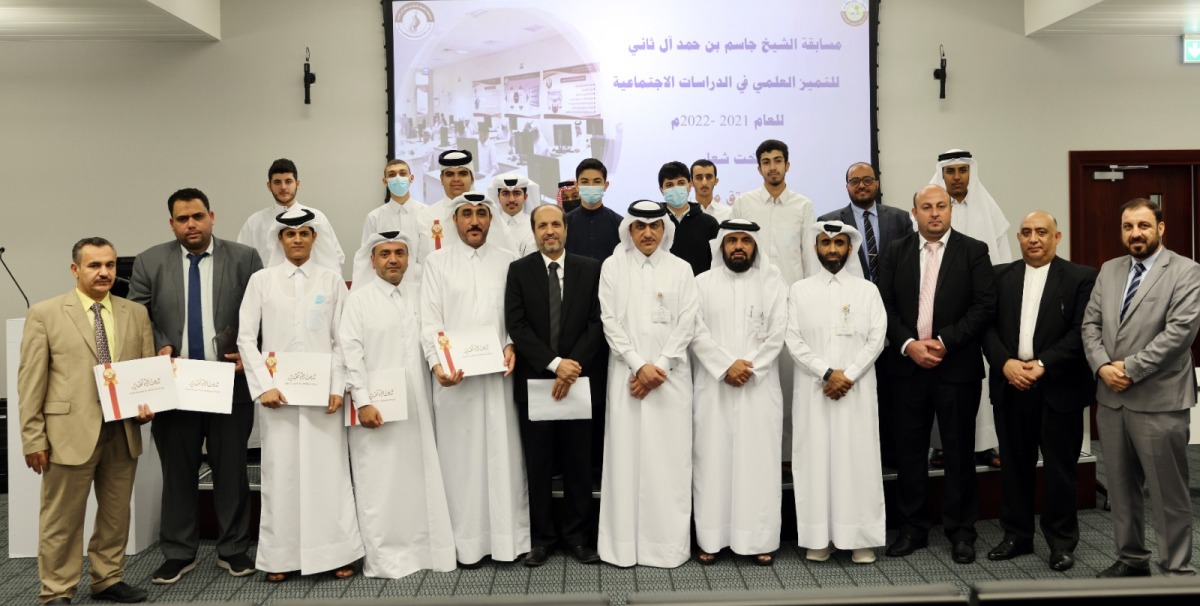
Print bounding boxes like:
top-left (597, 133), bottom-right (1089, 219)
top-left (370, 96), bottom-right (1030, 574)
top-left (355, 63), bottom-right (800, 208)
top-left (691, 219), bottom-right (787, 567)
top-left (490, 172), bottom-right (539, 258)
top-left (340, 231), bottom-right (456, 578)
top-left (356, 159), bottom-right (426, 286)
top-left (236, 208), bottom-right (362, 582)
top-left (597, 200), bottom-right (700, 568)
top-left (415, 150), bottom-right (476, 262)
top-left (237, 158), bottom-right (345, 274)
top-left (420, 192), bottom-right (530, 568)
top-left (730, 139), bottom-right (816, 469)
top-left (787, 221), bottom-right (887, 565)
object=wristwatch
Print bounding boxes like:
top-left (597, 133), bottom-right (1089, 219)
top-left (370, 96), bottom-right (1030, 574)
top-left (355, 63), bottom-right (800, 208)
top-left (822, 368), bottom-right (833, 382)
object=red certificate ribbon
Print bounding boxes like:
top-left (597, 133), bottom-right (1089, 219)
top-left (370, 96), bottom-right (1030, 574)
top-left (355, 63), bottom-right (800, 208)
top-left (348, 400), bottom-right (358, 426)
top-left (265, 352), bottom-right (277, 377)
top-left (431, 220), bottom-right (443, 250)
top-left (437, 332), bottom-right (455, 375)
top-left (102, 363), bottom-right (120, 419)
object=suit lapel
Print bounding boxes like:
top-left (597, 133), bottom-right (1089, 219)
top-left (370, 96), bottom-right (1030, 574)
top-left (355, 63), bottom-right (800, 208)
top-left (841, 206), bottom-right (872, 270)
top-left (555, 255), bottom-right (572, 320)
top-left (113, 298), bottom-right (131, 361)
top-left (1121, 250), bottom-right (1169, 326)
top-left (166, 244), bottom-right (185, 325)
top-left (934, 232), bottom-right (959, 293)
top-left (1032, 259), bottom-right (1062, 348)
top-left (211, 239), bottom-right (227, 321)
top-left (64, 293), bottom-right (99, 360)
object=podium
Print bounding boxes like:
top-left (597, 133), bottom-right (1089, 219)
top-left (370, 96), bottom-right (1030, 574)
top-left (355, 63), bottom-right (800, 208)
top-left (6, 318), bottom-right (162, 558)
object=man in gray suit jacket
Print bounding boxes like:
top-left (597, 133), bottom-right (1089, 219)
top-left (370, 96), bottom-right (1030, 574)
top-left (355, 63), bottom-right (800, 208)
top-left (128, 188), bottom-right (264, 583)
top-left (818, 162), bottom-right (913, 466)
top-left (1082, 198), bottom-right (1200, 578)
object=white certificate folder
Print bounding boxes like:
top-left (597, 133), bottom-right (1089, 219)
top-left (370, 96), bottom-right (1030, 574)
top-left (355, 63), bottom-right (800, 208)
top-left (345, 368), bottom-right (409, 426)
top-left (266, 351), bottom-right (333, 407)
top-left (172, 358), bottom-right (235, 414)
top-left (94, 355), bottom-right (179, 421)
top-left (528, 377), bottom-right (592, 421)
top-left (434, 328), bottom-right (506, 377)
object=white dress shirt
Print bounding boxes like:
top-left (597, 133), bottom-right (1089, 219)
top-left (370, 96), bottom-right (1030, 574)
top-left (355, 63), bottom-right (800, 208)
top-left (179, 239), bottom-right (217, 360)
top-left (730, 187), bottom-right (816, 286)
top-left (1017, 262), bottom-right (1050, 361)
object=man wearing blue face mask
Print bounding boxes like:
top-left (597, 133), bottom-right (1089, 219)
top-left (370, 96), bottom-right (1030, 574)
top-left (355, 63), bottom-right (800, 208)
top-left (660, 161), bottom-right (719, 276)
top-left (565, 158), bottom-right (622, 264)
top-left (362, 159), bottom-right (421, 246)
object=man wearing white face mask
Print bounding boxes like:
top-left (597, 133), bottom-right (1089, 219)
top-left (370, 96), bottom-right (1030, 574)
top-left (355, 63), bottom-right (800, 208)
top-left (659, 161), bottom-right (719, 276)
top-left (361, 159), bottom-right (422, 246)
top-left (565, 158), bottom-right (622, 264)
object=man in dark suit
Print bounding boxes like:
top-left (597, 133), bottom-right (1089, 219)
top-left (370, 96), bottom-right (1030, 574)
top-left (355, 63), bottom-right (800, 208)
top-left (19, 237), bottom-right (156, 604)
top-left (505, 204), bottom-right (605, 567)
top-left (982, 211), bottom-right (1096, 571)
top-left (878, 184), bottom-right (996, 564)
top-left (1082, 198), bottom-right (1200, 577)
top-left (128, 188), bottom-right (264, 583)
top-left (818, 162), bottom-right (914, 466)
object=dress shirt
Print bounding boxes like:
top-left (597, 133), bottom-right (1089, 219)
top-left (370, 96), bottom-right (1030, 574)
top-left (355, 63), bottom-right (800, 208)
top-left (850, 202), bottom-right (881, 247)
top-left (180, 240), bottom-right (217, 361)
top-left (900, 228), bottom-right (952, 355)
top-left (700, 201), bottom-right (732, 223)
top-left (361, 197), bottom-right (423, 244)
top-left (1122, 246), bottom-right (1162, 298)
top-left (1017, 262), bottom-right (1050, 361)
top-left (730, 187), bottom-right (815, 285)
top-left (541, 252), bottom-right (567, 373)
top-left (76, 289), bottom-right (115, 354)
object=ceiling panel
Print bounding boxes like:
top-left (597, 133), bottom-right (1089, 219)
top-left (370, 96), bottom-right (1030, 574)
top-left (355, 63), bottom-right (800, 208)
top-left (0, 0), bottom-right (215, 41)
top-left (1031, 0), bottom-right (1200, 36)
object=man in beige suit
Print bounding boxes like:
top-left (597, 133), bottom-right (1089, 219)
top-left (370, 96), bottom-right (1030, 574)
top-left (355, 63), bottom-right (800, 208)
top-left (18, 237), bottom-right (156, 604)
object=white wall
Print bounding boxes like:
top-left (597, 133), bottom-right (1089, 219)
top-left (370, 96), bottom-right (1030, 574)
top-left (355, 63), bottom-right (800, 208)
top-left (1, 0), bottom-right (1197, 393)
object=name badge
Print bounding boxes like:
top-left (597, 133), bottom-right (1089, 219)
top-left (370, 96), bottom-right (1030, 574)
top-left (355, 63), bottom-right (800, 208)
top-left (835, 304), bottom-right (854, 336)
top-left (748, 306), bottom-right (768, 341)
top-left (652, 291), bottom-right (670, 323)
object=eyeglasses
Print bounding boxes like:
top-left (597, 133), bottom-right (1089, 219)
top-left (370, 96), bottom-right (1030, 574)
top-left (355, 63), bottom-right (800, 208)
top-left (847, 177), bottom-right (877, 187)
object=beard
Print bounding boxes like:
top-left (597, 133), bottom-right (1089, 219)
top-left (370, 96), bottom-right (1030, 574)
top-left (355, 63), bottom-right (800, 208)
top-left (820, 252), bottom-right (848, 274)
top-left (723, 248), bottom-right (757, 273)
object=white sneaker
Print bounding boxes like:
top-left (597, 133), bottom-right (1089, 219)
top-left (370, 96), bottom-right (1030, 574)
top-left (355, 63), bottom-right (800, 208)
top-left (806, 545), bottom-right (833, 562)
top-left (851, 548), bottom-right (876, 564)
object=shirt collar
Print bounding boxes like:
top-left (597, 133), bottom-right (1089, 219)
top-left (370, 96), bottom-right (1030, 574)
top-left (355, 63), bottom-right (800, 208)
top-left (541, 252), bottom-right (565, 271)
top-left (1133, 247), bottom-right (1163, 273)
top-left (373, 274), bottom-right (404, 296)
top-left (817, 267), bottom-right (846, 284)
top-left (179, 238), bottom-right (215, 258)
top-left (455, 240), bottom-right (490, 261)
top-left (288, 260), bottom-right (313, 278)
top-left (919, 227), bottom-right (953, 249)
top-left (76, 288), bottom-right (113, 312)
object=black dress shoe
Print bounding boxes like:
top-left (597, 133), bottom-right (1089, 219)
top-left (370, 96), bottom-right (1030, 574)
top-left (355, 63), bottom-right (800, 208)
top-left (952, 542), bottom-right (976, 564)
top-left (91, 582), bottom-right (148, 603)
top-left (1049, 551), bottom-right (1075, 571)
top-left (568, 545), bottom-right (600, 564)
top-left (1097, 561), bottom-right (1150, 578)
top-left (885, 534), bottom-right (928, 557)
top-left (987, 538), bottom-right (1034, 561)
top-left (524, 546), bottom-right (551, 567)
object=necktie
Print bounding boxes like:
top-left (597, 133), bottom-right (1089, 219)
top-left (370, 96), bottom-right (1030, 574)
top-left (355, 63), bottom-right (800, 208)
top-left (862, 210), bottom-right (879, 282)
top-left (187, 252), bottom-right (208, 360)
top-left (91, 302), bottom-right (111, 364)
top-left (548, 261), bottom-right (562, 353)
top-left (1120, 262), bottom-right (1146, 321)
top-left (916, 241), bottom-right (943, 340)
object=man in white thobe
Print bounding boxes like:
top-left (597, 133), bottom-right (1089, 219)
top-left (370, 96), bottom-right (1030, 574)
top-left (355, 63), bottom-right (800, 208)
top-left (788, 221), bottom-right (887, 565)
top-left (930, 149), bottom-right (1008, 465)
top-left (490, 172), bottom-right (539, 258)
top-left (357, 159), bottom-right (426, 285)
top-left (729, 138), bottom-right (816, 467)
top-left (420, 192), bottom-right (530, 567)
top-left (598, 200), bottom-right (700, 568)
top-left (236, 208), bottom-right (362, 580)
top-left (691, 219), bottom-right (787, 566)
top-left (238, 158), bottom-right (345, 274)
top-left (340, 231), bottom-right (456, 578)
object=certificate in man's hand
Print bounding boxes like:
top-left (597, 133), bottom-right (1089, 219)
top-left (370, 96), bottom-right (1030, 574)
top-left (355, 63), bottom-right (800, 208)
top-left (172, 358), bottom-right (235, 414)
top-left (268, 352), bottom-right (333, 407)
top-left (528, 377), bottom-right (592, 421)
top-left (434, 328), bottom-right (506, 377)
top-left (346, 368), bottom-right (409, 426)
top-left (94, 355), bottom-right (179, 422)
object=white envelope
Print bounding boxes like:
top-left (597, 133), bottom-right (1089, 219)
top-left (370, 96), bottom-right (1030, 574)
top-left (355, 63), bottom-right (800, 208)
top-left (346, 368), bottom-right (409, 426)
top-left (172, 358), bottom-right (235, 414)
top-left (268, 351), bottom-right (333, 407)
top-left (94, 355), bottom-right (179, 422)
top-left (528, 377), bottom-right (592, 421)
top-left (434, 328), bottom-right (506, 377)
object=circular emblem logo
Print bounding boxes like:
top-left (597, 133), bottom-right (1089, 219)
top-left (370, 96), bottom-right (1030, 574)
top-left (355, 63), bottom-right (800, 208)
top-left (431, 222), bottom-right (443, 237)
top-left (395, 2), bottom-right (435, 41)
top-left (437, 335), bottom-right (450, 349)
top-left (841, 0), bottom-right (868, 26)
